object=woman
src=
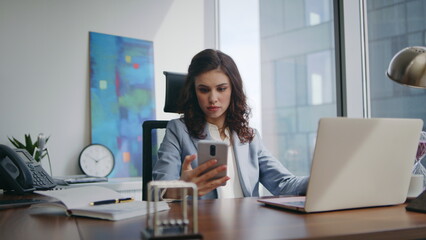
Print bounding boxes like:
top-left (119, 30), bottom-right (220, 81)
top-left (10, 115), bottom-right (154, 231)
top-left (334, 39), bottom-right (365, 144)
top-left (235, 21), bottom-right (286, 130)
top-left (153, 49), bottom-right (308, 199)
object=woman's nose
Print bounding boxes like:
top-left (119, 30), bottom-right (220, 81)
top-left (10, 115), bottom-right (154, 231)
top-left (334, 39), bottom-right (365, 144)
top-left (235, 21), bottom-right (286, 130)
top-left (208, 91), bottom-right (218, 103)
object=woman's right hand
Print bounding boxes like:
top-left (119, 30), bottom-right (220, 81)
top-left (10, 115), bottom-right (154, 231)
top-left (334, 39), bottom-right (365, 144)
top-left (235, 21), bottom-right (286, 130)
top-left (180, 154), bottom-right (229, 196)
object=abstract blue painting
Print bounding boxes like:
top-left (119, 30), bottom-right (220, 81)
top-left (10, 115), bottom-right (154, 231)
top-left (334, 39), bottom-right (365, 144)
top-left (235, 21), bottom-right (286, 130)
top-left (89, 32), bottom-right (155, 177)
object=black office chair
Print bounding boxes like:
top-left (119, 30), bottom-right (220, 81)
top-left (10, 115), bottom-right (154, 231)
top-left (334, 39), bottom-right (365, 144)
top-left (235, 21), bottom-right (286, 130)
top-left (142, 71), bottom-right (186, 200)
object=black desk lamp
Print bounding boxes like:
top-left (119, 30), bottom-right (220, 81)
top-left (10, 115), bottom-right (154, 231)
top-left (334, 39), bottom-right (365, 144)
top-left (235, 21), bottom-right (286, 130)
top-left (386, 46), bottom-right (426, 213)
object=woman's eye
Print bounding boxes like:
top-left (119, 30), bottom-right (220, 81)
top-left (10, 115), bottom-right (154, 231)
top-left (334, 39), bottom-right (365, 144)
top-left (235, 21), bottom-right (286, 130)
top-left (198, 88), bottom-right (209, 93)
top-left (218, 87), bottom-right (227, 92)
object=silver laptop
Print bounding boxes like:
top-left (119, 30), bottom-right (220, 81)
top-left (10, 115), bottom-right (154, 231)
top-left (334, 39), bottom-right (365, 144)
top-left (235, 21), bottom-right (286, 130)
top-left (258, 117), bottom-right (423, 213)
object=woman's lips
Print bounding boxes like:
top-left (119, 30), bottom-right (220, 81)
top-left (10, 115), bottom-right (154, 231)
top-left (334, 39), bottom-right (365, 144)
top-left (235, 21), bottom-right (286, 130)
top-left (207, 106), bottom-right (220, 111)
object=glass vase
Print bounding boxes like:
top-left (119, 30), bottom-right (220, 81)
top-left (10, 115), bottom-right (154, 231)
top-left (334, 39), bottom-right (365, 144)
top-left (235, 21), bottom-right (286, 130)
top-left (413, 131), bottom-right (426, 189)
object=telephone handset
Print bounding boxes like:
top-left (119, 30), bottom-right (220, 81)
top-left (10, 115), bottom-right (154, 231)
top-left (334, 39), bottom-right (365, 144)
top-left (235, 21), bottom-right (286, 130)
top-left (0, 144), bottom-right (56, 194)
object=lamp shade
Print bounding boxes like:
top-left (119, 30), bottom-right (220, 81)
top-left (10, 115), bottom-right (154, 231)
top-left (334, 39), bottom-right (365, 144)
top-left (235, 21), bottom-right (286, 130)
top-left (386, 46), bottom-right (426, 88)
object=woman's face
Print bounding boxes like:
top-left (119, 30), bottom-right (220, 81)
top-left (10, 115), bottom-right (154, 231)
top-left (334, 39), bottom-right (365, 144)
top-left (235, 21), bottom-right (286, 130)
top-left (195, 69), bottom-right (232, 127)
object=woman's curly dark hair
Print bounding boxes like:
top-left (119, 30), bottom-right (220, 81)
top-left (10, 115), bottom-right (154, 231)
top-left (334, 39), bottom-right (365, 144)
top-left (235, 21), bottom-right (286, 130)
top-left (177, 49), bottom-right (254, 143)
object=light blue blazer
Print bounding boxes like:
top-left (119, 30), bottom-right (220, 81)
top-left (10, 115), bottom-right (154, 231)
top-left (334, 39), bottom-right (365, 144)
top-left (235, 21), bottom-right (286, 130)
top-left (153, 118), bottom-right (309, 199)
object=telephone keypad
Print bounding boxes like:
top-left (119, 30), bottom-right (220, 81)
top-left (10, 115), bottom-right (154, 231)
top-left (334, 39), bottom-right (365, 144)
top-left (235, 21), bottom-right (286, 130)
top-left (26, 163), bottom-right (56, 189)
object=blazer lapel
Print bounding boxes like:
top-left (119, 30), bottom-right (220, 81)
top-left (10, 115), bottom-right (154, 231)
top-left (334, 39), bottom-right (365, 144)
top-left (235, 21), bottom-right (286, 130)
top-left (232, 132), bottom-right (252, 197)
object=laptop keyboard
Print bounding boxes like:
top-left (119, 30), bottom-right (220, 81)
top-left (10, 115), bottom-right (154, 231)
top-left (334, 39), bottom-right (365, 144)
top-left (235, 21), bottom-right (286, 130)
top-left (286, 201), bottom-right (305, 207)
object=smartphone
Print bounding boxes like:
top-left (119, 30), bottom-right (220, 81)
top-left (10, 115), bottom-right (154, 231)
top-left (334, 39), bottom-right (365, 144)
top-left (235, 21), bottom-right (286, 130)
top-left (197, 140), bottom-right (228, 181)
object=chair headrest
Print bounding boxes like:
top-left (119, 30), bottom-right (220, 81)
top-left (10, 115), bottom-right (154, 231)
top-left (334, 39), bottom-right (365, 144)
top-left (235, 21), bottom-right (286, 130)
top-left (163, 71), bottom-right (187, 113)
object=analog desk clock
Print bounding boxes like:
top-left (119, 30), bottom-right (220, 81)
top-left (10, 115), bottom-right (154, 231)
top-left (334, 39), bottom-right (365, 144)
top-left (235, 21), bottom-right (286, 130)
top-left (79, 144), bottom-right (115, 177)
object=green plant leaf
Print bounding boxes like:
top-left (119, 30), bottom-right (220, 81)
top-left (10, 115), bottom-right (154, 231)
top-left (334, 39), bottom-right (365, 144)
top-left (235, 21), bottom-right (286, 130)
top-left (34, 151), bottom-right (41, 162)
top-left (8, 137), bottom-right (19, 148)
top-left (25, 134), bottom-right (32, 148)
top-left (8, 136), bottom-right (26, 149)
top-left (7, 134), bottom-right (49, 162)
top-left (26, 134), bottom-right (38, 155)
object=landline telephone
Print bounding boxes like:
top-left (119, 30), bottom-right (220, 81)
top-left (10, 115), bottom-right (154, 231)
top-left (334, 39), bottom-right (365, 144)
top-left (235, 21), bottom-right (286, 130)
top-left (0, 144), bottom-right (56, 194)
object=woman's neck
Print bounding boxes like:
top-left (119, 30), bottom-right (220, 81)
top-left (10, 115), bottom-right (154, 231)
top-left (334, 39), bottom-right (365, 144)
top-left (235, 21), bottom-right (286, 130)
top-left (206, 118), bottom-right (225, 130)
top-left (206, 120), bottom-right (227, 140)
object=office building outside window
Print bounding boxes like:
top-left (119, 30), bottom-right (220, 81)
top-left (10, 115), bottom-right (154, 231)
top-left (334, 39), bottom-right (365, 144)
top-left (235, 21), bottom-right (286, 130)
top-left (366, 0), bottom-right (426, 127)
top-left (219, 0), bottom-right (426, 177)
top-left (259, 0), bottom-right (336, 176)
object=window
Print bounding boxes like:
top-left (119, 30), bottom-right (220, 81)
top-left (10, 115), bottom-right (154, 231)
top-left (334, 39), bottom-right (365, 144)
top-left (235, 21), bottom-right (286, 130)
top-left (218, 0), bottom-right (425, 179)
top-left (366, 0), bottom-right (426, 126)
top-left (218, 0), bottom-right (338, 176)
top-left (259, 0), bottom-right (337, 175)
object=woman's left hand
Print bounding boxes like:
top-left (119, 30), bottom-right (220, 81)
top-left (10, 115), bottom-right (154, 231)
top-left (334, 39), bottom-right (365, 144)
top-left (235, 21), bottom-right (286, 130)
top-left (180, 154), bottom-right (229, 196)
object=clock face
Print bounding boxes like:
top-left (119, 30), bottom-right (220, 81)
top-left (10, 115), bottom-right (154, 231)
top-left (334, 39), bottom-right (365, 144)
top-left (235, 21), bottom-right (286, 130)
top-left (79, 144), bottom-right (115, 177)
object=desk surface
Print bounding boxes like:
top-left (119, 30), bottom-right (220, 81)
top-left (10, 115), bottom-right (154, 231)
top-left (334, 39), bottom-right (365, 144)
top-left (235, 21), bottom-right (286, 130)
top-left (1, 194), bottom-right (426, 240)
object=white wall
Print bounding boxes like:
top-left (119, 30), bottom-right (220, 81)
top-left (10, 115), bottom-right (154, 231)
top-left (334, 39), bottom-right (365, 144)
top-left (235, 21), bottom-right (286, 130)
top-left (0, 0), bottom-right (213, 176)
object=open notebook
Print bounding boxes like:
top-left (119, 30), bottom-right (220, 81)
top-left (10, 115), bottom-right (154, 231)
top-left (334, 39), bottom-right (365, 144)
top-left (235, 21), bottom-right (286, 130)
top-left (258, 117), bottom-right (423, 213)
top-left (34, 186), bottom-right (169, 220)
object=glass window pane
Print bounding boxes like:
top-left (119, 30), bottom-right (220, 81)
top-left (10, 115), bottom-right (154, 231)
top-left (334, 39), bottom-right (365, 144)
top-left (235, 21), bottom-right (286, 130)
top-left (367, 0), bottom-right (426, 127)
top-left (260, 0), bottom-right (336, 176)
top-left (305, 0), bottom-right (331, 26)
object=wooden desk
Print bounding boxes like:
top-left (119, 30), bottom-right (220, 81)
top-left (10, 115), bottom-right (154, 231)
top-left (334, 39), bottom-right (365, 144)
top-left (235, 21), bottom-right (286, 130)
top-left (1, 194), bottom-right (426, 240)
